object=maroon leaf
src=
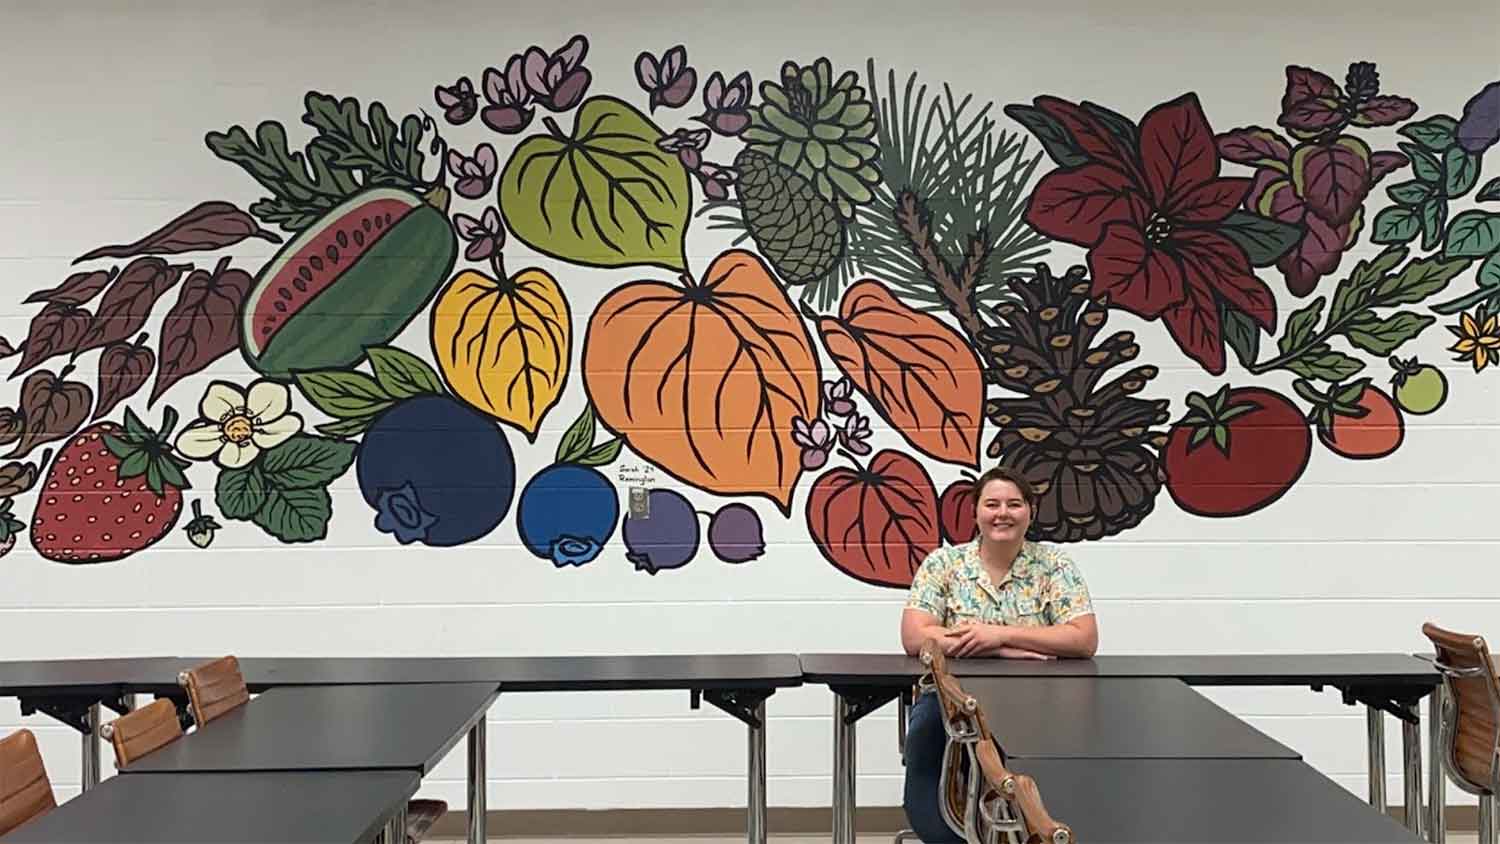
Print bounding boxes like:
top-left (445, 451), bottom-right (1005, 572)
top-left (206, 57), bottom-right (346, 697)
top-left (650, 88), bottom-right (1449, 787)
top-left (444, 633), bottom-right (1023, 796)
top-left (13, 302), bottom-right (92, 376)
top-left (24, 268), bottom-right (117, 306)
top-left (150, 256), bottom-right (253, 405)
top-left (1279, 66), bottom-right (1345, 134)
top-left (1277, 211), bottom-right (1352, 297)
top-left (8, 366), bottom-right (93, 459)
top-left (1369, 151), bottom-right (1410, 184)
top-left (0, 338), bottom-right (16, 359)
top-left (805, 450), bottom-right (940, 589)
top-left (94, 334), bottom-right (156, 422)
top-left (1354, 96), bottom-right (1418, 127)
top-left (1160, 281), bottom-right (1225, 375)
top-left (1293, 140), bottom-right (1371, 227)
top-left (1216, 127), bottom-right (1292, 169)
top-left (73, 257), bottom-right (188, 357)
top-left (73, 200), bottom-right (281, 263)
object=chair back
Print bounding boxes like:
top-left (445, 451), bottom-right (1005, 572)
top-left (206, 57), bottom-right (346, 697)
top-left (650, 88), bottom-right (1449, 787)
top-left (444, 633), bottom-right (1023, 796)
top-left (102, 698), bottom-right (184, 767)
top-left (0, 729), bottom-right (56, 836)
top-left (180, 655), bottom-right (250, 726)
top-left (1422, 622), bottom-right (1500, 795)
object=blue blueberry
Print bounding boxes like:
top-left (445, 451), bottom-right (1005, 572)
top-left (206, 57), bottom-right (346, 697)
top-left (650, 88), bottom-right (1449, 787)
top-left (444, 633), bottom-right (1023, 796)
top-left (517, 463), bottom-right (619, 566)
top-left (356, 394), bottom-right (515, 546)
top-left (621, 488), bottom-right (699, 574)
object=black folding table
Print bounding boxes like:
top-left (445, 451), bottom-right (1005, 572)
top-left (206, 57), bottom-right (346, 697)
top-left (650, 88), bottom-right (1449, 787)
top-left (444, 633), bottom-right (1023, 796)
top-left (798, 652), bottom-right (1443, 844)
top-left (1009, 758), bottom-right (1424, 843)
top-left (0, 770), bottom-right (419, 843)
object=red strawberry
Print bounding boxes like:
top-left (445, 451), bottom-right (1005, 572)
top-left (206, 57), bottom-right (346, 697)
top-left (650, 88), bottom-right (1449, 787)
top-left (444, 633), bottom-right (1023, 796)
top-left (31, 407), bottom-right (191, 564)
top-left (0, 498), bottom-right (24, 557)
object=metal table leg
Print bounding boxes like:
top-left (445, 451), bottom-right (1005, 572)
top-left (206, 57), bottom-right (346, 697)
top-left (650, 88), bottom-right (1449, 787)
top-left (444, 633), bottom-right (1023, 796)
top-left (1402, 700), bottom-right (1424, 837)
top-left (1368, 706), bottom-right (1387, 811)
top-left (832, 696), bottom-right (856, 844)
top-left (1428, 688), bottom-right (1446, 843)
top-left (467, 718), bottom-right (486, 844)
top-left (749, 699), bottom-right (767, 844)
top-left (81, 703), bottom-right (100, 791)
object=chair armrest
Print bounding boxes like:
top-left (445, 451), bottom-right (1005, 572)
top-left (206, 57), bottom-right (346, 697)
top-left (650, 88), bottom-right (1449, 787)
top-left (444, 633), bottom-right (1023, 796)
top-left (975, 741), bottom-right (1072, 844)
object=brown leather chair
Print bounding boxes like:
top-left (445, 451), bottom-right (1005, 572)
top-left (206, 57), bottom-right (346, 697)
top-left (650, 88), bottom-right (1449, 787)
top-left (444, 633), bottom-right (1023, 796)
top-left (919, 646), bottom-right (1073, 844)
top-left (0, 728), bottom-right (56, 836)
top-left (101, 698), bottom-right (184, 767)
top-left (177, 656), bottom-right (448, 844)
top-left (1422, 623), bottom-right (1500, 844)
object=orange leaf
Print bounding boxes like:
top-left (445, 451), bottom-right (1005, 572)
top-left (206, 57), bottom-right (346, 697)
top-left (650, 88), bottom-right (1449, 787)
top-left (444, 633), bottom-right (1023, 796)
top-left (583, 249), bottom-right (821, 513)
top-left (818, 280), bottom-right (984, 467)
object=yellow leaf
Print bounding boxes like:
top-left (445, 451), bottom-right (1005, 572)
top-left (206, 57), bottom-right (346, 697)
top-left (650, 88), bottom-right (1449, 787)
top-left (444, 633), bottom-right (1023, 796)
top-left (430, 268), bottom-right (572, 440)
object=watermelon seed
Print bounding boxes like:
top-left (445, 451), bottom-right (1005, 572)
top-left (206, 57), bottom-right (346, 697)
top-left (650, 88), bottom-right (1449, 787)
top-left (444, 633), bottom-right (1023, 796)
top-left (354, 230), bottom-right (366, 246)
top-left (274, 301), bottom-right (287, 312)
top-left (310, 256), bottom-right (324, 272)
top-left (292, 279), bottom-right (306, 292)
top-left (337, 230), bottom-right (348, 248)
top-left (362, 218), bottom-right (372, 233)
top-left (326, 245), bottom-right (339, 263)
top-left (298, 266), bottom-right (313, 282)
top-left (277, 287), bottom-right (292, 301)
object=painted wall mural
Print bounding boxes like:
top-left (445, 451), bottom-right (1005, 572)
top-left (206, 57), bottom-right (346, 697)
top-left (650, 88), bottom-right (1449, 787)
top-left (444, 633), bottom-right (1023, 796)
top-left (0, 39), bottom-right (1497, 587)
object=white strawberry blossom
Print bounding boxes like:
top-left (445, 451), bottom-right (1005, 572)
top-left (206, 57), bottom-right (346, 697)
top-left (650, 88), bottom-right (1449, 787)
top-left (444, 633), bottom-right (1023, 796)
top-left (175, 380), bottom-right (303, 469)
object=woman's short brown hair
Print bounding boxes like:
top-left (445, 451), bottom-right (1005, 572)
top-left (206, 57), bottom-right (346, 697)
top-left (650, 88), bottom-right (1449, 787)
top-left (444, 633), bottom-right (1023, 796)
top-left (971, 464), bottom-right (1039, 513)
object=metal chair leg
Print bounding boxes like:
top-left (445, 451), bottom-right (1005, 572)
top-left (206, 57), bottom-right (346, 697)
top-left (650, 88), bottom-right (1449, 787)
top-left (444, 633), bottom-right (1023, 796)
top-left (1480, 793), bottom-right (1494, 844)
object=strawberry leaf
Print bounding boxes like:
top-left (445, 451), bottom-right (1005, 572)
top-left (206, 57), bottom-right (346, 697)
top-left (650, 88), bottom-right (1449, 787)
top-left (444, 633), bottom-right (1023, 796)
top-left (257, 435), bottom-right (355, 489)
top-left (216, 464), bottom-right (267, 520)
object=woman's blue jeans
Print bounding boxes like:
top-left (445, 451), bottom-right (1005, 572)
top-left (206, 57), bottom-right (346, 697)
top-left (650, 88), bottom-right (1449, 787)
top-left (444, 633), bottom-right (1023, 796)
top-left (901, 691), bottom-right (963, 842)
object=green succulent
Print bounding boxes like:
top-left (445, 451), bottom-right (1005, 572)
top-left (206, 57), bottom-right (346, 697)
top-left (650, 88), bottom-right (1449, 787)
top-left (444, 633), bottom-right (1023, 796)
top-left (742, 58), bottom-right (881, 220)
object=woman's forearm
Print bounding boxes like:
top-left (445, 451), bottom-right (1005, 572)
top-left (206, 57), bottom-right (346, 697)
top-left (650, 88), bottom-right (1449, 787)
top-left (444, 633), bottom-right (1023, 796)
top-left (999, 618), bottom-right (1097, 658)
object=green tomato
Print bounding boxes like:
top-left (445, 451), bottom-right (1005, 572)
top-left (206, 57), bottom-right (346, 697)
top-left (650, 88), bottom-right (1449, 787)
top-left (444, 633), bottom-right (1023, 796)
top-left (1389, 356), bottom-right (1448, 415)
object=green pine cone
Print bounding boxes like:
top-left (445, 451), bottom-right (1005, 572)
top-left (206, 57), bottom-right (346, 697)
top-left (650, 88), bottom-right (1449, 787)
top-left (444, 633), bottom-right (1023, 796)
top-left (734, 150), bottom-right (847, 286)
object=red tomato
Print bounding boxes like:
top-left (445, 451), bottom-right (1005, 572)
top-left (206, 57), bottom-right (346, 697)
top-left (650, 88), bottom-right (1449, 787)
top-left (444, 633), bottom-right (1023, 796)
top-left (1163, 386), bottom-right (1312, 517)
top-left (1320, 384), bottom-right (1405, 459)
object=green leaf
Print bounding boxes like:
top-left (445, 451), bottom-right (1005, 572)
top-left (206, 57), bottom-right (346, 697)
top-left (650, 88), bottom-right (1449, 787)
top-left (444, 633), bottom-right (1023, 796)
top-left (1220, 303), bottom-right (1262, 369)
top-left (252, 485), bottom-right (332, 543)
top-left (315, 416), bottom-right (378, 438)
top-left (301, 92), bottom-right (427, 189)
top-left (1278, 298), bottom-right (1325, 356)
top-left (1420, 196), bottom-right (1448, 252)
top-left (1385, 180), bottom-right (1432, 206)
top-left (1444, 146), bottom-right (1482, 198)
top-left (117, 448), bottom-right (151, 480)
top-left (1326, 247), bottom-right (1405, 326)
top-left (204, 121), bottom-right (352, 233)
top-left (1401, 142), bottom-right (1443, 183)
top-left (575, 437), bottom-right (623, 467)
top-left (1371, 206), bottom-right (1421, 245)
top-left (1285, 345), bottom-right (1365, 381)
top-left (1479, 177), bottom-right (1500, 203)
top-left (257, 434), bottom-right (356, 489)
top-left (1478, 252), bottom-right (1500, 290)
top-left (1001, 104), bottom-right (1090, 169)
top-left (366, 346), bottom-right (444, 399)
top-left (293, 370), bottom-right (393, 418)
top-left (1344, 311), bottom-right (1434, 355)
top-left (1444, 210), bottom-right (1500, 258)
top-left (216, 464), bottom-right (267, 520)
top-left (1372, 254), bottom-right (1471, 304)
top-left (555, 405), bottom-right (597, 464)
top-left (1397, 115), bottom-right (1458, 151)
top-left (1217, 211), bottom-right (1303, 267)
top-left (499, 96), bottom-right (691, 272)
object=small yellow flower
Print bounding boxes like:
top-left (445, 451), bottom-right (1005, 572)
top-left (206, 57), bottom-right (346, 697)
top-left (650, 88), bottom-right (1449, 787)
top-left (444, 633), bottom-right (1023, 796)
top-left (1447, 306), bottom-right (1500, 373)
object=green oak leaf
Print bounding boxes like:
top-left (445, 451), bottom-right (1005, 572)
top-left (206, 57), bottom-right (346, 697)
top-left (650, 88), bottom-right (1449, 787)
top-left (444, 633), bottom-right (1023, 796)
top-left (499, 95), bottom-right (691, 272)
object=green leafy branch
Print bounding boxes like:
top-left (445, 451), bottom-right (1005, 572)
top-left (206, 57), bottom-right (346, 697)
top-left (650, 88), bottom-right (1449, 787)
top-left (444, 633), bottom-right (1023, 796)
top-left (206, 92), bottom-right (439, 233)
top-left (1372, 114), bottom-right (1485, 252)
top-left (293, 346), bottom-right (447, 437)
top-left (1248, 246), bottom-right (1470, 381)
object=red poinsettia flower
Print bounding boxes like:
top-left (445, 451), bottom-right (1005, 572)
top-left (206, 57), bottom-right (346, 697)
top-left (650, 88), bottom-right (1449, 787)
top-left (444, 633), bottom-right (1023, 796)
top-left (1025, 93), bottom-right (1278, 375)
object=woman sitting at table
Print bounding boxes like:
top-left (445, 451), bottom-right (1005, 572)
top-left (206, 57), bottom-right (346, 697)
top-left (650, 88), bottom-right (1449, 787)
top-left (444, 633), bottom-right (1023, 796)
top-left (897, 464), bottom-right (1097, 842)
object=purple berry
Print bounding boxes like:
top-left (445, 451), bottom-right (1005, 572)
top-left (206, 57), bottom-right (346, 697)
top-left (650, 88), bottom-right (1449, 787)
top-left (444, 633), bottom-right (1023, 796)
top-left (708, 503), bottom-right (764, 564)
top-left (1458, 81), bottom-right (1500, 155)
top-left (621, 489), bottom-right (699, 574)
